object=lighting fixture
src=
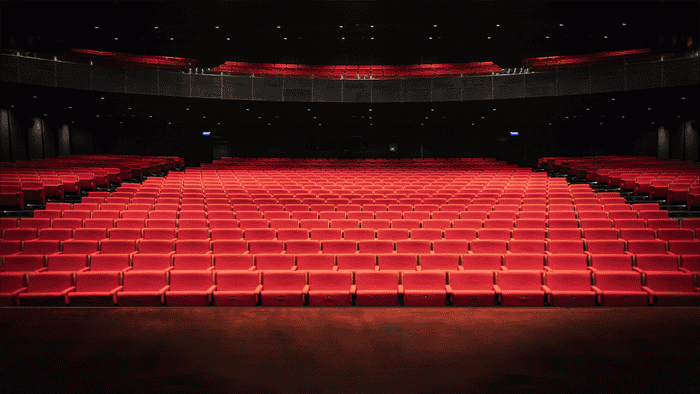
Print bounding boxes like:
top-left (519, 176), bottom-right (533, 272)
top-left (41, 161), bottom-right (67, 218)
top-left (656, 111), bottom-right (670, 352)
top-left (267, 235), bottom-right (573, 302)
top-left (284, 38), bottom-right (287, 40)
top-left (170, 38), bottom-right (173, 40)
top-left (227, 38), bottom-right (230, 40)
top-left (95, 27), bottom-right (98, 29)
top-left (155, 27), bottom-right (158, 29)
top-left (546, 36), bottom-right (550, 39)
top-left (215, 26), bottom-right (219, 29)
top-left (277, 26), bottom-right (280, 28)
top-left (434, 25), bottom-right (437, 27)
top-left (115, 38), bottom-right (118, 40)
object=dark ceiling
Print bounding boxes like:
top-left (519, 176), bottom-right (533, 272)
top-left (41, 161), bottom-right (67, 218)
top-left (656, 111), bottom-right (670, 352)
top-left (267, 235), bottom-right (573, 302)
top-left (2, 1), bottom-right (698, 68)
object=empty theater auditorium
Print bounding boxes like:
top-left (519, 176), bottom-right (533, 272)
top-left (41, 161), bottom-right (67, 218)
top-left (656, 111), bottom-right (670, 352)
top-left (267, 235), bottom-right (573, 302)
top-left (1, 1), bottom-right (699, 393)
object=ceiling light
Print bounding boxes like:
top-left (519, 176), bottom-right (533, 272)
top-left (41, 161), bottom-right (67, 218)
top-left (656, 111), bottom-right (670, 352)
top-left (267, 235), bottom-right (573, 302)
top-left (101, 97), bottom-right (104, 99)
top-left (71, 121), bottom-right (74, 123)
top-left (493, 109), bottom-right (496, 111)
top-left (43, 114), bottom-right (47, 116)
top-left (186, 108), bottom-right (189, 110)
top-left (371, 37), bottom-right (374, 40)
top-left (611, 98), bottom-right (615, 101)
top-left (566, 116), bottom-right (569, 119)
top-left (340, 25), bottom-right (343, 28)
top-left (600, 123), bottom-right (603, 125)
top-left (604, 36), bottom-right (608, 39)
top-left (369, 109), bottom-right (372, 111)
top-left (622, 23), bottom-right (626, 26)
top-left (319, 123), bottom-right (321, 125)
top-left (431, 109), bottom-right (434, 111)
top-left (227, 38), bottom-right (230, 40)
top-left (425, 117), bottom-right (428, 119)
top-left (370, 124), bottom-right (372, 125)
top-left (434, 25), bottom-right (437, 27)
top-left (68, 107), bottom-right (72, 109)
top-left (429, 37), bottom-right (433, 40)
top-left (549, 123), bottom-right (552, 125)
top-left (421, 124), bottom-right (424, 126)
top-left (215, 26), bottom-right (219, 29)
top-left (115, 38), bottom-right (118, 40)
top-left (203, 116), bottom-right (206, 118)
top-left (487, 37), bottom-right (491, 39)
top-left (648, 108), bottom-right (651, 110)
top-left (342, 37), bottom-right (345, 40)
top-left (284, 38), bottom-right (287, 40)
top-left (33, 96), bottom-right (36, 98)
top-left (149, 115), bottom-right (152, 118)
top-left (128, 107), bottom-right (131, 110)
top-left (246, 109), bottom-right (249, 111)
top-left (96, 115), bottom-right (99, 117)
top-left (155, 27), bottom-right (158, 29)
top-left (371, 25), bottom-right (374, 28)
top-left (168, 122), bottom-right (171, 125)
top-left (496, 24), bottom-right (500, 27)
top-left (682, 97), bottom-right (686, 100)
top-left (258, 117), bottom-right (261, 119)
top-left (313, 117), bottom-right (316, 119)
top-left (586, 108), bottom-right (589, 111)
top-left (481, 117), bottom-right (485, 119)
top-left (277, 26), bottom-right (280, 28)
top-left (651, 122), bottom-right (654, 124)
top-left (621, 116), bottom-right (625, 118)
top-left (472, 123), bottom-right (475, 125)
top-left (170, 38), bottom-right (173, 40)
top-left (10, 105), bottom-right (13, 107)
top-left (546, 36), bottom-right (550, 39)
top-left (119, 122), bottom-right (122, 124)
top-left (559, 24), bottom-right (564, 27)
top-left (94, 27), bottom-right (98, 29)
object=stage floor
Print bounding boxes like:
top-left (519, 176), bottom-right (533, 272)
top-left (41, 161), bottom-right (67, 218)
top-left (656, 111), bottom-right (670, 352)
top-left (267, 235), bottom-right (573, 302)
top-left (2, 308), bottom-right (699, 394)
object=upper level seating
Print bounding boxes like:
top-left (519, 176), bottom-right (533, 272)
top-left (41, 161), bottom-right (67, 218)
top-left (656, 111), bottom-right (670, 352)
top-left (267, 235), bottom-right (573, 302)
top-left (522, 48), bottom-right (668, 72)
top-left (211, 62), bottom-right (502, 79)
top-left (58, 49), bottom-right (199, 72)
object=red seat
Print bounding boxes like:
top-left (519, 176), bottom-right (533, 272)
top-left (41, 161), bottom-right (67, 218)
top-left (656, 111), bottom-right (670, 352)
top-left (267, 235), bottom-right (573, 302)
top-left (355, 271), bottom-right (399, 306)
top-left (0, 273), bottom-right (27, 306)
top-left (255, 254), bottom-right (295, 271)
top-left (546, 254), bottom-right (589, 271)
top-left (165, 271), bottom-right (216, 306)
top-left (249, 240), bottom-right (284, 254)
top-left (211, 240), bottom-right (248, 254)
top-left (402, 272), bottom-right (447, 306)
top-left (276, 229), bottom-right (309, 241)
top-left (301, 219), bottom-right (330, 229)
top-left (343, 229), bottom-right (375, 241)
top-left (503, 254), bottom-right (545, 271)
top-left (117, 271), bottom-right (169, 306)
top-left (308, 272), bottom-right (353, 306)
top-left (391, 219), bottom-right (421, 230)
top-left (172, 254), bottom-right (214, 271)
top-left (174, 240), bottom-right (212, 254)
top-left (470, 240), bottom-right (507, 254)
top-left (359, 240), bottom-right (394, 254)
top-left (89, 254), bottom-right (132, 272)
top-left (214, 255), bottom-right (255, 271)
top-left (377, 254), bottom-right (418, 271)
top-left (619, 228), bottom-right (655, 241)
top-left (67, 272), bottom-right (122, 306)
top-left (478, 229), bottom-right (511, 241)
top-left (443, 229), bottom-right (477, 241)
top-left (547, 240), bottom-right (585, 254)
top-left (260, 271), bottom-right (307, 306)
top-left (17, 272), bottom-right (74, 306)
top-left (1, 255), bottom-right (47, 273)
top-left (461, 254), bottom-right (503, 271)
top-left (448, 271), bottom-right (497, 306)
top-left (592, 271), bottom-right (648, 306)
top-left (410, 229), bottom-right (442, 240)
top-left (543, 271), bottom-right (596, 306)
top-left (47, 254), bottom-right (89, 272)
top-left (360, 219), bottom-right (391, 229)
top-left (213, 271), bottom-right (261, 306)
top-left (668, 240), bottom-right (700, 255)
top-left (396, 240), bottom-right (431, 254)
top-left (626, 240), bottom-right (668, 254)
top-left (100, 240), bottom-right (137, 255)
top-left (496, 271), bottom-right (545, 306)
top-left (419, 254), bottom-right (462, 271)
top-left (295, 254), bottom-right (336, 271)
top-left (643, 272), bottom-right (700, 306)
top-left (583, 229), bottom-right (619, 240)
top-left (586, 240), bottom-right (627, 255)
top-left (633, 255), bottom-right (683, 272)
top-left (376, 229), bottom-right (409, 240)
top-left (656, 229), bottom-right (694, 241)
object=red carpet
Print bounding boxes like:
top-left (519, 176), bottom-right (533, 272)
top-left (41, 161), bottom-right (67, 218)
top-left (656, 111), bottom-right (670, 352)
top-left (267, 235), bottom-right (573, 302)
top-left (2, 308), bottom-right (699, 394)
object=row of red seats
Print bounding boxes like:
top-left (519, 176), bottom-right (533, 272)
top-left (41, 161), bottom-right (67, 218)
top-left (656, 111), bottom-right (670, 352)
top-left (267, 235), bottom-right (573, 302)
top-left (3, 236), bottom-right (699, 257)
top-left (2, 269), bottom-right (697, 307)
top-left (58, 49), bottom-right (199, 72)
top-left (522, 49), bottom-right (669, 72)
top-left (4, 252), bottom-right (698, 274)
top-left (1, 218), bottom-right (688, 233)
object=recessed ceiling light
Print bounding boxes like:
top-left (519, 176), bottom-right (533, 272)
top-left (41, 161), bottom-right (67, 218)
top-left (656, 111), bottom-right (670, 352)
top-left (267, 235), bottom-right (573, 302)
top-left (371, 25), bottom-right (374, 28)
top-left (33, 96), bottom-right (36, 98)
top-left (71, 121), bottom-right (74, 123)
top-left (149, 115), bottom-right (152, 118)
top-left (651, 122), bottom-right (654, 124)
top-left (622, 116), bottom-right (625, 118)
top-left (227, 38), bottom-right (230, 40)
top-left (496, 24), bottom-right (500, 27)
top-left (277, 26), bottom-right (280, 28)
top-left (258, 117), bottom-right (261, 119)
top-left (68, 106), bottom-right (72, 109)
top-left (340, 25), bottom-right (343, 28)
top-left (170, 38), bottom-right (173, 40)
top-left (559, 24), bottom-right (563, 27)
top-left (215, 26), bottom-right (219, 29)
top-left (421, 123), bottom-right (424, 126)
top-left (218, 123), bottom-right (221, 125)
top-left (371, 37), bottom-right (374, 40)
top-left (425, 117), bottom-right (428, 119)
top-left (43, 114), bottom-right (47, 116)
top-left (682, 97), bottom-right (686, 100)
top-left (370, 124), bottom-right (372, 125)
top-left (648, 108), bottom-right (651, 110)
top-left (586, 108), bottom-right (589, 111)
top-left (431, 109), bottom-right (434, 111)
top-left (429, 37), bottom-right (433, 39)
top-left (203, 116), bottom-right (206, 118)
top-left (246, 109), bottom-right (249, 111)
top-left (155, 27), bottom-right (158, 29)
top-left (678, 115), bottom-right (681, 118)
top-left (472, 123), bottom-right (475, 125)
top-left (600, 123), bottom-right (603, 125)
top-left (319, 123), bottom-right (321, 125)
top-left (313, 117), bottom-right (316, 119)
top-left (101, 97), bottom-right (104, 99)
top-left (186, 108), bottom-right (189, 110)
top-left (115, 38), bottom-right (118, 40)
top-left (128, 107), bottom-right (131, 110)
top-left (622, 23), bottom-right (626, 26)
top-left (434, 25), bottom-right (437, 27)
top-left (342, 37), bottom-right (345, 40)
top-left (168, 122), bottom-right (171, 125)
top-left (284, 38), bottom-right (287, 40)
top-left (10, 105), bottom-right (13, 107)
top-left (96, 115), bottom-right (99, 117)
top-left (487, 37), bottom-right (491, 39)
top-left (566, 116), bottom-right (569, 119)
top-left (493, 109), bottom-right (496, 111)
top-left (611, 98), bottom-right (615, 101)
top-left (95, 27), bottom-right (98, 29)
top-left (119, 122), bottom-right (122, 124)
top-left (369, 109), bottom-right (372, 111)
top-left (481, 117), bottom-right (485, 119)
top-left (604, 36), bottom-right (608, 39)
top-left (549, 123), bottom-right (552, 125)
top-left (546, 36), bottom-right (550, 39)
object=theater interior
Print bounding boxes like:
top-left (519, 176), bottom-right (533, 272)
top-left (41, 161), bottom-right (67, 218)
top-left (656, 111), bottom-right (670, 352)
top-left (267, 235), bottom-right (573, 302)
top-left (1, 1), bottom-right (699, 393)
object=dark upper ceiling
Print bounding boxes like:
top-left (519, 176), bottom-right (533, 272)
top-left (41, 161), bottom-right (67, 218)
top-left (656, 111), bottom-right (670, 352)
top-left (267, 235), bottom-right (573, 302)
top-left (2, 1), bottom-right (698, 69)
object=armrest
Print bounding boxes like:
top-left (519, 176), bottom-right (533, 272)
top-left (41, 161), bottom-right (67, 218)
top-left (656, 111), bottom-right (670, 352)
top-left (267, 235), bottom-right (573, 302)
top-left (301, 285), bottom-right (309, 294)
top-left (9, 287), bottom-right (27, 297)
top-left (642, 286), bottom-right (656, 305)
top-left (122, 267), bottom-right (133, 272)
top-left (248, 266), bottom-right (256, 271)
top-left (416, 266), bottom-right (422, 271)
top-left (164, 266), bottom-right (174, 272)
top-left (205, 285), bottom-right (217, 294)
top-left (445, 285), bottom-right (453, 294)
top-left (350, 285), bottom-right (356, 294)
top-left (587, 266), bottom-right (597, 273)
top-left (37, 267), bottom-right (48, 272)
top-left (77, 267), bottom-right (90, 272)
top-left (678, 267), bottom-right (690, 273)
top-left (591, 286), bottom-right (603, 295)
top-left (544, 266), bottom-right (553, 272)
top-left (624, 251), bottom-right (635, 257)
top-left (60, 286), bottom-right (77, 296)
top-left (332, 266), bottom-right (339, 271)
top-left (205, 266), bottom-right (215, 271)
top-left (254, 285), bottom-right (263, 295)
top-left (109, 286), bottom-right (124, 295)
top-left (499, 266), bottom-right (508, 271)
top-left (458, 266), bottom-right (464, 271)
top-left (541, 285), bottom-right (551, 294)
top-left (398, 285), bottom-right (404, 294)
top-left (632, 267), bottom-right (644, 273)
top-left (290, 266), bottom-right (297, 271)
top-left (374, 265), bottom-right (380, 271)
top-left (157, 285), bottom-right (170, 294)
top-left (642, 286), bottom-right (655, 295)
top-left (492, 285), bottom-right (502, 293)
top-left (694, 287), bottom-right (700, 293)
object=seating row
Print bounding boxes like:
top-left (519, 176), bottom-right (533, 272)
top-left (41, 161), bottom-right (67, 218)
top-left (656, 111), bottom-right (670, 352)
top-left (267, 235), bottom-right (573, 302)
top-left (3, 252), bottom-right (699, 274)
top-left (3, 270), bottom-right (698, 307)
